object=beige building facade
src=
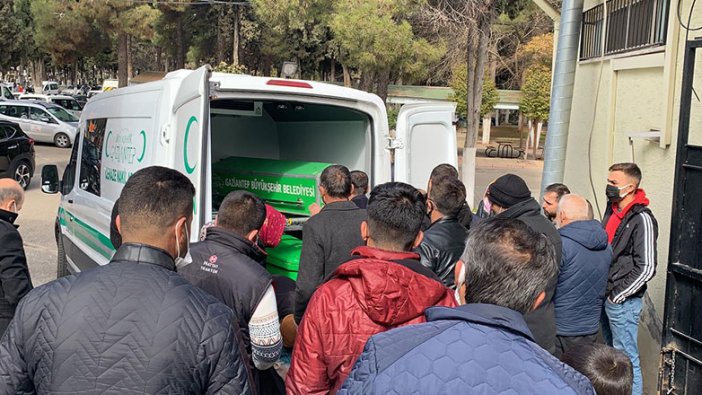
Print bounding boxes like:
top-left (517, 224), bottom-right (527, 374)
top-left (562, 0), bottom-right (702, 392)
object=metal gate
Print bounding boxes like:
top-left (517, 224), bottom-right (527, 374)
top-left (659, 38), bottom-right (702, 394)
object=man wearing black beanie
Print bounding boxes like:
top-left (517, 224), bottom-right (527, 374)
top-left (487, 173), bottom-right (562, 355)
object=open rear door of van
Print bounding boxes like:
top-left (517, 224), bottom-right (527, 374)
top-left (172, 65), bottom-right (211, 232)
top-left (393, 102), bottom-right (457, 189)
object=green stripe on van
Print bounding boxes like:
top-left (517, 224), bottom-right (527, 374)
top-left (58, 207), bottom-right (116, 259)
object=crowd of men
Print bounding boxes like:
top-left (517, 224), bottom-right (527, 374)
top-left (0, 160), bottom-right (657, 394)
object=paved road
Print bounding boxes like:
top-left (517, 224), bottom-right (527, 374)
top-left (16, 143), bottom-right (70, 286)
top-left (15, 143), bottom-right (543, 287)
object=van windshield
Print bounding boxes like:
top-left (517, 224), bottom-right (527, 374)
top-left (47, 106), bottom-right (78, 122)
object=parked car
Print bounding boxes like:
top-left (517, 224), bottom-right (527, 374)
top-left (72, 94), bottom-right (88, 107)
top-left (18, 94), bottom-right (83, 118)
top-left (42, 81), bottom-right (59, 95)
top-left (0, 101), bottom-right (78, 148)
top-left (0, 84), bottom-right (15, 101)
top-left (0, 120), bottom-right (35, 189)
top-left (87, 90), bottom-right (102, 98)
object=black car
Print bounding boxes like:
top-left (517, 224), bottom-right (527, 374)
top-left (0, 120), bottom-right (35, 189)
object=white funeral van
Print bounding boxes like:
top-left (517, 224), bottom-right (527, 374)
top-left (41, 66), bottom-right (456, 276)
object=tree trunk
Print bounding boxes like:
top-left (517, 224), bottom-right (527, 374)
top-left (31, 60), bottom-right (45, 92)
top-left (330, 58), bottom-right (336, 82)
top-left (156, 46), bottom-right (162, 70)
top-left (127, 35), bottom-right (134, 79)
top-left (461, 14), bottom-right (492, 207)
top-left (232, 5), bottom-right (240, 66)
top-left (534, 121), bottom-right (543, 160)
top-left (216, 5), bottom-right (228, 63)
top-left (342, 64), bottom-right (351, 87)
top-left (482, 115), bottom-right (491, 145)
top-left (117, 33), bottom-right (128, 88)
top-left (376, 69), bottom-right (391, 104)
top-left (359, 70), bottom-right (374, 92)
top-left (175, 14), bottom-right (185, 69)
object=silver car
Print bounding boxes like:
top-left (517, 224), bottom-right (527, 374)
top-left (0, 101), bottom-right (77, 148)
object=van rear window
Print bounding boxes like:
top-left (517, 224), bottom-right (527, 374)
top-left (79, 119), bottom-right (107, 196)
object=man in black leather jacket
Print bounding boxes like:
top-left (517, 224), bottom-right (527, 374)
top-left (417, 175), bottom-right (469, 289)
top-left (0, 167), bottom-right (253, 394)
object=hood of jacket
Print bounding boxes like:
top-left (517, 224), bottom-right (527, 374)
top-left (498, 198), bottom-right (541, 219)
top-left (335, 246), bottom-right (453, 326)
top-left (559, 220), bottom-right (609, 251)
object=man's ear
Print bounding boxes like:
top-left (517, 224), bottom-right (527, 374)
top-left (412, 230), bottom-right (424, 249)
top-left (361, 221), bottom-right (369, 242)
top-left (454, 260), bottom-right (464, 286)
top-left (214, 214), bottom-right (219, 226)
top-left (245, 229), bottom-right (259, 242)
top-left (531, 291), bottom-right (546, 311)
top-left (116, 214), bottom-right (122, 234)
top-left (350, 184), bottom-right (356, 196)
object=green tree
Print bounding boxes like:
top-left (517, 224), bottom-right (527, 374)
top-left (450, 67), bottom-right (500, 119)
top-left (520, 65), bottom-right (550, 122)
top-left (330, 0), bottom-right (444, 101)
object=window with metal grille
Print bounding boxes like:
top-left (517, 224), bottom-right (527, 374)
top-left (580, 0), bottom-right (669, 61)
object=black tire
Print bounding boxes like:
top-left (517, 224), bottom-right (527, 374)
top-left (54, 132), bottom-right (71, 148)
top-left (56, 232), bottom-right (70, 278)
top-left (11, 159), bottom-right (32, 190)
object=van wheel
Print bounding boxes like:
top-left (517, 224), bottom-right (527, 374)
top-left (56, 234), bottom-right (70, 278)
top-left (54, 133), bottom-right (71, 148)
top-left (11, 160), bottom-right (32, 190)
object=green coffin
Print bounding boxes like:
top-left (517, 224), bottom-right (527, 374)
top-left (212, 157), bottom-right (331, 216)
top-left (266, 235), bottom-right (302, 280)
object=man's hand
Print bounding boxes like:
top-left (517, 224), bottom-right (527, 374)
top-left (308, 203), bottom-right (321, 216)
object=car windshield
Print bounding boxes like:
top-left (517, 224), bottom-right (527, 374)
top-left (46, 106), bottom-right (78, 122)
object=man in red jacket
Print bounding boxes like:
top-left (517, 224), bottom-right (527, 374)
top-left (286, 182), bottom-right (457, 394)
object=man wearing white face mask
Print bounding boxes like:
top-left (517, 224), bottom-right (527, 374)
top-left (0, 167), bottom-right (253, 394)
top-left (0, 178), bottom-right (32, 337)
top-left (602, 163), bottom-right (658, 395)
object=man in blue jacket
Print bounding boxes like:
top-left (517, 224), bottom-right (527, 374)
top-left (340, 218), bottom-right (595, 395)
top-left (553, 194), bottom-right (612, 356)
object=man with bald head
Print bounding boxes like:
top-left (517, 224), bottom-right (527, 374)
top-left (0, 178), bottom-right (33, 336)
top-left (553, 194), bottom-right (612, 356)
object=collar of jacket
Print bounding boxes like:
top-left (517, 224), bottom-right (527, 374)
top-left (112, 243), bottom-right (176, 271)
top-left (351, 245), bottom-right (420, 261)
top-left (0, 208), bottom-right (18, 227)
top-left (425, 303), bottom-right (534, 341)
top-left (497, 198), bottom-right (541, 219)
top-left (426, 216), bottom-right (458, 230)
top-left (204, 227), bottom-right (266, 263)
top-left (321, 200), bottom-right (361, 212)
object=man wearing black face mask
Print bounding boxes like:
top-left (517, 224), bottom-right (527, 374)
top-left (601, 162), bottom-right (657, 395)
top-left (0, 178), bottom-right (33, 336)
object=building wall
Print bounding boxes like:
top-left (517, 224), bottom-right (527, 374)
top-left (563, 1), bottom-right (702, 393)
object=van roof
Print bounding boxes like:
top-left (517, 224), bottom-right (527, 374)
top-left (162, 69), bottom-right (385, 106)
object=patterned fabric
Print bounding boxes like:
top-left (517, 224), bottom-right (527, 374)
top-left (259, 204), bottom-right (286, 248)
top-left (340, 304), bottom-right (596, 395)
top-left (249, 285), bottom-right (283, 370)
top-left (0, 244), bottom-right (253, 394)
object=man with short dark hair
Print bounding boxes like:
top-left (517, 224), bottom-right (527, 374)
top-left (417, 175), bottom-right (469, 288)
top-left (293, 165), bottom-right (367, 325)
top-left (350, 170), bottom-right (369, 209)
top-left (340, 219), bottom-right (595, 394)
top-left (562, 344), bottom-right (633, 395)
top-left (543, 183), bottom-right (571, 221)
top-left (554, 194), bottom-right (611, 356)
top-left (487, 173), bottom-right (562, 354)
top-left (180, 190), bottom-right (283, 394)
top-left (286, 182), bottom-right (456, 394)
top-left (426, 163), bottom-right (478, 230)
top-left (601, 162), bottom-right (657, 395)
top-left (0, 167), bottom-right (253, 394)
top-left (0, 178), bottom-right (32, 336)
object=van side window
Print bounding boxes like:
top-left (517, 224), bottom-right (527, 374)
top-left (62, 139), bottom-right (80, 195)
top-left (79, 119), bottom-right (106, 196)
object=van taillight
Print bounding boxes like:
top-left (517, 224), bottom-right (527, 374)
top-left (28, 138), bottom-right (34, 145)
top-left (266, 80), bottom-right (313, 89)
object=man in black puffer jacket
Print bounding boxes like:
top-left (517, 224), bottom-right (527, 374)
top-left (488, 174), bottom-right (562, 355)
top-left (417, 175), bottom-right (469, 289)
top-left (0, 167), bottom-right (253, 394)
